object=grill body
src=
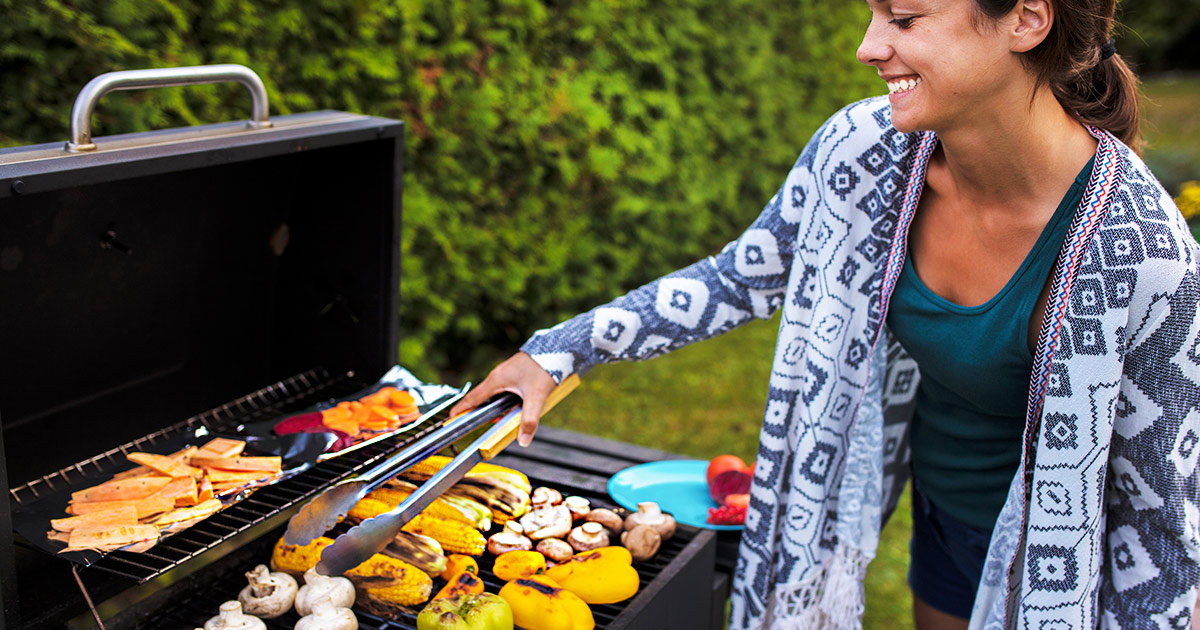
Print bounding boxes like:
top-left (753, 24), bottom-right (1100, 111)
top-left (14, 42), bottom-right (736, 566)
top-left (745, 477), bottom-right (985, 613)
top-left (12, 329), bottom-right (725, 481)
top-left (0, 112), bottom-right (404, 627)
top-left (0, 108), bottom-right (721, 629)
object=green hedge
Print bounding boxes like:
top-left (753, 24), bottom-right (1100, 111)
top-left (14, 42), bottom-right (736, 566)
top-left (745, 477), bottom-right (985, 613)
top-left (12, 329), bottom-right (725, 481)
top-left (0, 0), bottom-right (877, 376)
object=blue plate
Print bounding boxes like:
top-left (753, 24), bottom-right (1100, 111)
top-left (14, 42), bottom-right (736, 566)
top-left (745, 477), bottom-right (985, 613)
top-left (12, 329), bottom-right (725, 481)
top-left (607, 460), bottom-right (743, 531)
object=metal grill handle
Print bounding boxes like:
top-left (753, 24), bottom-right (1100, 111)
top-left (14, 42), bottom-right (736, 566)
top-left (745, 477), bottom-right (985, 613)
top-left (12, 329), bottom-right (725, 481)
top-left (65, 64), bottom-right (273, 153)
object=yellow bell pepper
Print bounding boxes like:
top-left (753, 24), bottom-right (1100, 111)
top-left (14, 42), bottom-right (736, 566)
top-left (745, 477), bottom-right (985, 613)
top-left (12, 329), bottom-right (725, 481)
top-left (492, 549), bottom-right (547, 582)
top-left (498, 575), bottom-right (594, 630)
top-left (543, 546), bottom-right (639, 604)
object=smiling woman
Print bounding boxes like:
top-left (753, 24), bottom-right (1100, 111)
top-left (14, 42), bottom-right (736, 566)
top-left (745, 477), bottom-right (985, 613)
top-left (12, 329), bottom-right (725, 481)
top-left (452, 1), bottom-right (1200, 630)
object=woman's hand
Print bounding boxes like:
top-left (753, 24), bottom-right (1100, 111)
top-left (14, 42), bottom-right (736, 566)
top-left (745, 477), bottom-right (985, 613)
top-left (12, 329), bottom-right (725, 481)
top-left (449, 352), bottom-right (558, 446)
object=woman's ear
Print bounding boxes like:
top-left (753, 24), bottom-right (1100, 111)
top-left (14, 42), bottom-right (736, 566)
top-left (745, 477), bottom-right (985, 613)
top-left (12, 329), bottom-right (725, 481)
top-left (1010, 0), bottom-right (1053, 53)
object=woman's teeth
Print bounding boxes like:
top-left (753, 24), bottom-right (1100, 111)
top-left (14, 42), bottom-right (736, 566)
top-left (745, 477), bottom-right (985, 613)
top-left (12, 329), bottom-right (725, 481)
top-left (887, 77), bottom-right (922, 95)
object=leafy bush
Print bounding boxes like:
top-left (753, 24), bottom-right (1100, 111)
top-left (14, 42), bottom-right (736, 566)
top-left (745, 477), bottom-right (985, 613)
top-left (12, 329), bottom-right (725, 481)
top-left (0, 0), bottom-right (878, 376)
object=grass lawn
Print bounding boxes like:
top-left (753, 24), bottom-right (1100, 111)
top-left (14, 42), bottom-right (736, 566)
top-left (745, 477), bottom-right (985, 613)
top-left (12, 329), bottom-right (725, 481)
top-left (531, 73), bottom-right (1198, 630)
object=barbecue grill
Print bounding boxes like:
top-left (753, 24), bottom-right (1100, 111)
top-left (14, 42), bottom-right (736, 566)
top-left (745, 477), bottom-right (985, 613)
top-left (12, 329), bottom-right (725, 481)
top-left (0, 65), bottom-right (719, 629)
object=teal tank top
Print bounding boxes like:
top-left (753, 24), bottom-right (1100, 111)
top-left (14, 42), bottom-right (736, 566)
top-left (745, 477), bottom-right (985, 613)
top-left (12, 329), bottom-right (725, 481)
top-left (886, 156), bottom-right (1094, 531)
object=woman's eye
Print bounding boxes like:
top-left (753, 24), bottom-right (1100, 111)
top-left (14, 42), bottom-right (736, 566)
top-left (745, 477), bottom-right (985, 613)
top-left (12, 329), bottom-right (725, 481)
top-left (889, 16), bottom-right (916, 29)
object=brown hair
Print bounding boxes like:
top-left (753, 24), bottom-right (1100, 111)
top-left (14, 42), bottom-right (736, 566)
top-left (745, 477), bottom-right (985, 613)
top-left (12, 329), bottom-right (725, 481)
top-left (973, 0), bottom-right (1142, 153)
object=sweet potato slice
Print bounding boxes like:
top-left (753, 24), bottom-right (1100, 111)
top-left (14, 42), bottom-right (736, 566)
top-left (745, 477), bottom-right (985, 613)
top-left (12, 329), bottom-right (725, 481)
top-left (189, 456), bottom-right (281, 472)
top-left (51, 505), bottom-right (139, 533)
top-left (113, 446), bottom-right (197, 481)
top-left (66, 524), bottom-right (159, 551)
top-left (151, 477), bottom-right (198, 507)
top-left (197, 477), bottom-right (214, 503)
top-left (193, 438), bottom-right (245, 459)
top-left (149, 499), bottom-right (223, 527)
top-left (127, 452), bottom-right (199, 478)
top-left (70, 494), bottom-right (175, 520)
top-left (71, 476), bottom-right (172, 503)
top-left (203, 469), bottom-right (274, 483)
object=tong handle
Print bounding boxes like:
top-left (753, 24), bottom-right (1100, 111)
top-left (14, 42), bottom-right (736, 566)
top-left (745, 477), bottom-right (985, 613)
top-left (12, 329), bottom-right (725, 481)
top-left (478, 374), bottom-right (581, 459)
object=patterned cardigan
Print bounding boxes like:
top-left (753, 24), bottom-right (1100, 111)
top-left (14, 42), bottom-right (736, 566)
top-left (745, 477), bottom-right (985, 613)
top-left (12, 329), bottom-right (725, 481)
top-left (521, 97), bottom-right (1200, 629)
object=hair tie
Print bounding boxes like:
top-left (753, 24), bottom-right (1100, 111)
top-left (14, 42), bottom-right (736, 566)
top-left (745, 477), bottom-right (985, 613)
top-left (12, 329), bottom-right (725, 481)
top-left (1100, 38), bottom-right (1117, 61)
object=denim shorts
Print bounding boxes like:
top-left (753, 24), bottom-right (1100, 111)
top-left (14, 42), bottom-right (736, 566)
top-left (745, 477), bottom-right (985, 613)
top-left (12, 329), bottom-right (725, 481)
top-left (908, 481), bottom-right (994, 620)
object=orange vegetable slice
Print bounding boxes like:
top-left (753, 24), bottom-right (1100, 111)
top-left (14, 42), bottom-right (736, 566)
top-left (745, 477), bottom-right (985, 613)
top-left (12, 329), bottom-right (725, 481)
top-left (190, 456), bottom-right (282, 472)
top-left (127, 452), bottom-right (199, 478)
top-left (51, 505), bottom-right (139, 533)
top-left (71, 476), bottom-right (172, 503)
top-left (194, 438), bottom-right (246, 459)
top-left (66, 524), bottom-right (159, 552)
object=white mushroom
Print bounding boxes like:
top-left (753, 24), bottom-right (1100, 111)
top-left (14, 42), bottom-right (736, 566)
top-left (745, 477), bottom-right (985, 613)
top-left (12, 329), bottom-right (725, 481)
top-left (567, 521), bottom-right (610, 552)
top-left (621, 524), bottom-right (662, 561)
top-left (531, 486), bottom-right (564, 508)
top-left (584, 508), bottom-right (624, 536)
top-left (563, 496), bottom-right (591, 521)
top-left (624, 501), bottom-right (676, 541)
top-left (295, 568), bottom-right (355, 616)
top-left (536, 537), bottom-right (575, 563)
top-left (487, 520), bottom-right (533, 555)
top-left (204, 601), bottom-right (266, 630)
top-left (295, 596), bottom-right (357, 630)
top-left (238, 564), bottom-right (298, 619)
top-left (519, 503), bottom-right (573, 540)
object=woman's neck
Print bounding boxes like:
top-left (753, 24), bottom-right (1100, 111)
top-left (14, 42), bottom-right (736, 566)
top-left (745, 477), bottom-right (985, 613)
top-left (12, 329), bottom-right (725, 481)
top-left (929, 84), bottom-right (1098, 213)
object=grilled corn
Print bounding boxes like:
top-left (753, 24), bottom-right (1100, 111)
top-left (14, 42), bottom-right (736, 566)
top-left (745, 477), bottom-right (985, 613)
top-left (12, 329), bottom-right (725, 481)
top-left (345, 554), bottom-right (433, 606)
top-left (270, 536), bottom-right (334, 577)
top-left (402, 513), bottom-right (487, 556)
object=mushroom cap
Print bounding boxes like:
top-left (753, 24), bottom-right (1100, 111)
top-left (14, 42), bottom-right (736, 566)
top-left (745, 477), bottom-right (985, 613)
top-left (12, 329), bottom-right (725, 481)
top-left (620, 525), bottom-right (662, 561)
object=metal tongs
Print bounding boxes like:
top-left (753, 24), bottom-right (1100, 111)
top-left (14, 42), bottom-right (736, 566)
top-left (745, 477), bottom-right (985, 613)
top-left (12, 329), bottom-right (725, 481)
top-left (315, 374), bottom-right (581, 575)
top-left (284, 390), bottom-right (524, 546)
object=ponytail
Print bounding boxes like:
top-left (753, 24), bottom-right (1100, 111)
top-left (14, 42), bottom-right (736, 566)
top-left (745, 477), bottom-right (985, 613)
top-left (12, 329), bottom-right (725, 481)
top-left (973, 0), bottom-right (1143, 154)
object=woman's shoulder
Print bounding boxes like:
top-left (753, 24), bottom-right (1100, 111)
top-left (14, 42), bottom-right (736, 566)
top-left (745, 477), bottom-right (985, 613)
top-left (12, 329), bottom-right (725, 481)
top-left (794, 96), bottom-right (924, 176)
top-left (1085, 134), bottom-right (1199, 312)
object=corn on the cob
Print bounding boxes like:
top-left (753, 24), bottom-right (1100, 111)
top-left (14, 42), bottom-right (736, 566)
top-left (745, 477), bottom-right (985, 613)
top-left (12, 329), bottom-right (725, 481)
top-left (270, 536), bottom-right (334, 576)
top-left (366, 487), bottom-right (491, 530)
top-left (345, 554), bottom-right (433, 606)
top-left (348, 497), bottom-right (395, 523)
top-left (403, 456), bottom-right (530, 491)
top-left (402, 513), bottom-right (487, 556)
top-left (384, 530), bottom-right (448, 577)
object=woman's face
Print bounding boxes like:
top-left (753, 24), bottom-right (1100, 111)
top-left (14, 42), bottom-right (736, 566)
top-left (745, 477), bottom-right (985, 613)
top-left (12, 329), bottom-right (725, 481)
top-left (856, 0), bottom-right (1027, 134)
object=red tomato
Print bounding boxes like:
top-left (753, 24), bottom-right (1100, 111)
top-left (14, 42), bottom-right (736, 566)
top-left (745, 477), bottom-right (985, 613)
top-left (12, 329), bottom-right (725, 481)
top-left (707, 454), bottom-right (748, 485)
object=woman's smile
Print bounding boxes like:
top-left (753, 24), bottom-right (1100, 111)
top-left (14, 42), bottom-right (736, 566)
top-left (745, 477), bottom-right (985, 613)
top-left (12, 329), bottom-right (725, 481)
top-left (886, 75), bottom-right (923, 99)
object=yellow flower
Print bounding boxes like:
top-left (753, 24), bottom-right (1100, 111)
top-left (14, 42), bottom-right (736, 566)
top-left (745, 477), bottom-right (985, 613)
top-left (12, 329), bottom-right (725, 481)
top-left (1177, 181), bottom-right (1200, 220)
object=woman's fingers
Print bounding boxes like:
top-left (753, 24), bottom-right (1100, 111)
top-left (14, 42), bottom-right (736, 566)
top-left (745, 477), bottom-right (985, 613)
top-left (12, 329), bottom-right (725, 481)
top-left (448, 352), bottom-right (558, 446)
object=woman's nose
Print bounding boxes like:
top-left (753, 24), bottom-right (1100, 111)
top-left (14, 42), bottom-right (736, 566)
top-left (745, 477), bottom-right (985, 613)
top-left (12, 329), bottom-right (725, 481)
top-left (856, 18), bottom-right (892, 67)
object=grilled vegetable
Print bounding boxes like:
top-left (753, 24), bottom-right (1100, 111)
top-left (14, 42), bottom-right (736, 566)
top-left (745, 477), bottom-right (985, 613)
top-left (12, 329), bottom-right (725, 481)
top-left (204, 600), bottom-right (265, 630)
top-left (543, 546), bottom-right (639, 604)
top-left (417, 593), bottom-right (513, 630)
top-left (271, 536), bottom-right (335, 577)
top-left (404, 456), bottom-right (530, 492)
top-left (366, 487), bottom-right (491, 530)
top-left (402, 514), bottom-right (488, 556)
top-left (384, 530), bottom-right (448, 577)
top-left (238, 565), bottom-right (298, 619)
top-left (295, 568), bottom-right (355, 616)
top-left (51, 505), bottom-right (138, 533)
top-left (498, 575), bottom-right (594, 630)
top-left (345, 553), bottom-right (433, 605)
top-left (433, 570), bottom-right (484, 601)
top-left (440, 554), bottom-right (478, 581)
top-left (295, 598), bottom-right (357, 630)
top-left (70, 476), bottom-right (172, 503)
top-left (492, 550), bottom-right (546, 582)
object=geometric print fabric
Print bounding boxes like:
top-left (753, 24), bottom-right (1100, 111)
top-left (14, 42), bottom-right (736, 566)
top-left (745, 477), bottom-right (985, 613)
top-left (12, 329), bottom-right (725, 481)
top-left (521, 97), bottom-right (1200, 630)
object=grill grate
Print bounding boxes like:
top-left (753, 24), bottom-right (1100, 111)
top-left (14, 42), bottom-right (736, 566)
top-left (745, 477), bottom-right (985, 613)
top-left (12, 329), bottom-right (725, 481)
top-left (138, 472), bottom-right (702, 630)
top-left (12, 368), bottom-right (463, 584)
